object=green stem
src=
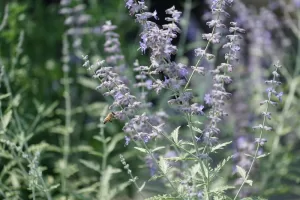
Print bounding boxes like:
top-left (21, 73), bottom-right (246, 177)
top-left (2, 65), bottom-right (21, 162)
top-left (186, 114), bottom-right (210, 200)
top-left (62, 35), bottom-right (71, 194)
top-left (234, 67), bottom-right (279, 200)
top-left (184, 2), bottom-right (222, 91)
top-left (32, 188), bottom-right (36, 200)
top-left (0, 4), bottom-right (9, 32)
top-left (100, 114), bottom-right (107, 171)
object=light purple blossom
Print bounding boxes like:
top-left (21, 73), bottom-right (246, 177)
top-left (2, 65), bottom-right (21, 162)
top-left (204, 94), bottom-right (212, 105)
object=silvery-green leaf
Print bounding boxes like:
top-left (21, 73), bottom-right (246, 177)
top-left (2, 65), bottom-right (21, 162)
top-left (236, 165), bottom-right (246, 179)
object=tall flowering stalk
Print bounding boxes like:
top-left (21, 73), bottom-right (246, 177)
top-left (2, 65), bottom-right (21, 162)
top-left (202, 21), bottom-right (245, 149)
top-left (123, 1), bottom-right (243, 199)
top-left (82, 0), bottom-right (285, 199)
top-left (60, 0), bottom-right (91, 56)
top-left (185, 0), bottom-right (233, 90)
top-left (124, 0), bottom-right (244, 199)
top-left (101, 21), bottom-right (128, 81)
top-left (234, 62), bottom-right (283, 199)
top-left (60, 34), bottom-right (72, 194)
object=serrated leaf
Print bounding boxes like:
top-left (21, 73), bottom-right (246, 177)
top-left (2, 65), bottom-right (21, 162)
top-left (214, 156), bottom-right (232, 175)
top-left (0, 93), bottom-right (10, 100)
top-left (236, 165), bottom-right (246, 179)
top-left (99, 166), bottom-right (121, 199)
top-left (0, 160), bottom-right (18, 178)
top-left (164, 157), bottom-right (181, 162)
top-left (105, 137), bottom-right (112, 143)
top-left (0, 151), bottom-right (13, 159)
top-left (189, 125), bottom-right (203, 134)
top-left (159, 157), bottom-right (168, 174)
top-left (50, 125), bottom-right (70, 135)
top-left (72, 145), bottom-right (93, 153)
top-left (181, 141), bottom-right (195, 146)
top-left (148, 174), bottom-right (164, 181)
top-left (70, 106), bottom-right (84, 115)
top-left (48, 184), bottom-right (60, 191)
top-left (191, 163), bottom-right (200, 177)
top-left (134, 147), bottom-right (147, 153)
top-left (171, 126), bottom-right (180, 144)
top-left (107, 181), bottom-right (131, 199)
top-left (85, 102), bottom-right (107, 117)
top-left (55, 163), bottom-right (78, 178)
top-left (107, 133), bottom-right (123, 154)
top-left (211, 141), bottom-right (232, 153)
top-left (245, 179), bottom-right (253, 186)
top-left (93, 135), bottom-right (104, 142)
top-left (12, 94), bottom-right (21, 107)
top-left (88, 151), bottom-right (103, 157)
top-left (28, 141), bottom-right (58, 152)
top-left (2, 110), bottom-right (12, 130)
top-left (152, 146), bottom-right (165, 152)
top-left (78, 76), bottom-right (99, 90)
top-left (244, 153), bottom-right (254, 158)
top-left (257, 153), bottom-right (270, 159)
top-left (279, 126), bottom-right (292, 136)
top-left (77, 182), bottom-right (99, 194)
top-left (193, 121), bottom-right (202, 125)
top-left (201, 162), bottom-right (208, 179)
top-left (79, 159), bottom-right (100, 172)
top-left (33, 99), bottom-right (45, 113)
top-left (35, 119), bottom-right (61, 134)
top-left (138, 182), bottom-right (146, 192)
top-left (43, 101), bottom-right (59, 117)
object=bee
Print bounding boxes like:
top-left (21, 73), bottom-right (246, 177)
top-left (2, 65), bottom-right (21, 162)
top-left (103, 112), bottom-right (115, 124)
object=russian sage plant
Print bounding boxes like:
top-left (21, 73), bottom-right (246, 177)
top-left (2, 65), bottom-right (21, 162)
top-left (82, 0), bottom-right (285, 199)
top-left (0, 0), bottom-right (292, 199)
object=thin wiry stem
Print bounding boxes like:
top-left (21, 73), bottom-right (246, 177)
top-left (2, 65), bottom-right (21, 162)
top-left (234, 67), bottom-right (280, 200)
top-left (120, 155), bottom-right (146, 199)
top-left (100, 110), bottom-right (108, 172)
top-left (186, 114), bottom-right (210, 200)
top-left (184, 1), bottom-right (223, 90)
top-left (62, 34), bottom-right (72, 195)
top-left (0, 4), bottom-right (9, 31)
top-left (32, 187), bottom-right (36, 200)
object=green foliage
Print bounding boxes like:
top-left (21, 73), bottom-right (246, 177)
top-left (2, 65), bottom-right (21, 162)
top-left (0, 0), bottom-right (138, 199)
